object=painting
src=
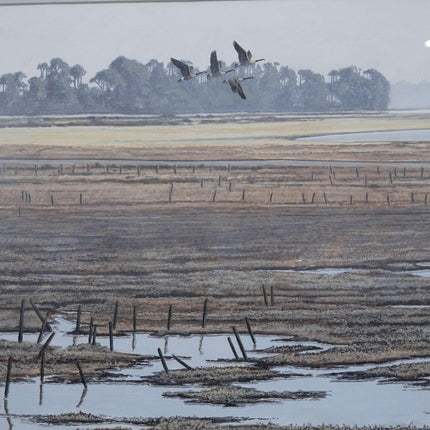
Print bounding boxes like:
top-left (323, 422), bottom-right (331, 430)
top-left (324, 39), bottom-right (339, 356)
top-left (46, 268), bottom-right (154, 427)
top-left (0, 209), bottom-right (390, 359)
top-left (0, 0), bottom-right (430, 428)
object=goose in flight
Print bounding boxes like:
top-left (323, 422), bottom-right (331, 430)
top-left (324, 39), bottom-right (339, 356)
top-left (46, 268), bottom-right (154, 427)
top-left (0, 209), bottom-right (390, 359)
top-left (233, 41), bottom-right (265, 67)
top-left (207, 50), bottom-right (235, 79)
top-left (223, 76), bottom-right (254, 99)
top-left (171, 58), bottom-right (204, 82)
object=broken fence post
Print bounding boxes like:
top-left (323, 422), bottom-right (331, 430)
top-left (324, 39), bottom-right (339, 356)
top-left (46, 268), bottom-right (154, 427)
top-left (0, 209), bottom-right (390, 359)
top-left (157, 347), bottom-right (169, 373)
top-left (212, 190), bottom-right (217, 202)
top-left (37, 332), bottom-right (55, 359)
top-left (76, 361), bottom-right (88, 389)
top-left (18, 299), bottom-right (25, 343)
top-left (262, 285), bottom-right (268, 306)
top-left (242, 188), bottom-right (246, 201)
top-left (172, 354), bottom-right (192, 370)
top-left (109, 321), bottom-right (114, 351)
top-left (5, 357), bottom-right (12, 398)
top-left (75, 305), bottom-right (81, 334)
top-left (202, 298), bottom-right (208, 328)
top-left (232, 326), bottom-right (247, 360)
top-left (113, 301), bottom-right (119, 330)
top-left (227, 336), bottom-right (240, 361)
top-left (40, 352), bottom-right (45, 383)
top-left (37, 312), bottom-right (51, 344)
top-left (92, 325), bottom-right (97, 345)
top-left (270, 285), bottom-right (274, 306)
top-left (323, 192), bottom-right (327, 204)
top-left (245, 317), bottom-right (256, 345)
top-left (167, 304), bottom-right (172, 331)
top-left (269, 192), bottom-right (273, 203)
top-left (30, 299), bottom-right (53, 332)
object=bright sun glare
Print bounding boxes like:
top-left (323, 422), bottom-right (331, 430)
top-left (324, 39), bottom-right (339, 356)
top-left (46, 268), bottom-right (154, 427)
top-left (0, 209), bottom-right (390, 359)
top-left (425, 40), bottom-right (430, 47)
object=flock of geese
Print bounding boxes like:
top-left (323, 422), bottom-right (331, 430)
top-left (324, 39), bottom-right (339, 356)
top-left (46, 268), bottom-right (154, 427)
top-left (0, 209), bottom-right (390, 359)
top-left (170, 41), bottom-right (265, 100)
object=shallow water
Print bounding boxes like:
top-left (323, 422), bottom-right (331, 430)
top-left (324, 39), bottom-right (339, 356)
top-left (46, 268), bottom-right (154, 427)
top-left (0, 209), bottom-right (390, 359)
top-left (300, 128), bottom-right (430, 143)
top-left (1, 315), bottom-right (430, 428)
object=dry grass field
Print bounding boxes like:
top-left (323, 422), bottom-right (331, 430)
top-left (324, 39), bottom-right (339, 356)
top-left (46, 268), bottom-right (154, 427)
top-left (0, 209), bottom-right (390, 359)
top-left (1, 112), bottom-right (430, 382)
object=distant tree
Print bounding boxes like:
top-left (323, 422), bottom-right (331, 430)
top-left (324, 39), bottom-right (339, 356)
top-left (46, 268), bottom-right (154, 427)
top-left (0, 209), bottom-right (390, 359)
top-left (46, 58), bottom-right (72, 102)
top-left (298, 69), bottom-right (329, 111)
top-left (37, 62), bottom-right (49, 80)
top-left (363, 68), bottom-right (390, 109)
top-left (70, 64), bottom-right (86, 89)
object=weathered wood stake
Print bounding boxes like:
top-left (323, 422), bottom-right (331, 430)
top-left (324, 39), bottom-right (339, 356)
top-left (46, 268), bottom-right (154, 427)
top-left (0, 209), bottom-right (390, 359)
top-left (302, 193), bottom-right (306, 204)
top-left (227, 336), bottom-right (239, 360)
top-left (411, 192), bottom-right (415, 203)
top-left (75, 305), bottom-right (81, 334)
top-left (387, 194), bottom-right (391, 205)
top-left (242, 188), bottom-right (246, 201)
top-left (76, 361), bottom-right (88, 389)
top-left (167, 304), bottom-right (172, 331)
top-left (18, 299), bottom-right (25, 343)
top-left (92, 325), bottom-right (97, 345)
top-left (366, 192), bottom-right (369, 204)
top-left (79, 193), bottom-right (83, 205)
top-left (425, 193), bottom-right (428, 206)
top-left (356, 167), bottom-right (359, 177)
top-left (269, 192), bottom-right (273, 203)
top-left (218, 175), bottom-right (221, 186)
top-left (30, 299), bottom-right (52, 332)
top-left (5, 357), bottom-right (12, 398)
top-left (350, 195), bottom-right (353, 205)
top-left (172, 354), bottom-right (192, 370)
top-left (40, 352), bottom-right (45, 383)
top-left (109, 321), bottom-right (114, 351)
top-left (270, 285), bottom-right (274, 306)
top-left (201, 178), bottom-right (204, 188)
top-left (229, 181), bottom-right (232, 192)
top-left (377, 165), bottom-right (380, 174)
top-left (245, 317), bottom-right (256, 345)
top-left (88, 317), bottom-right (94, 344)
top-left (262, 285), bottom-right (268, 306)
top-left (323, 192), bottom-right (328, 204)
top-left (38, 332), bottom-right (55, 359)
top-left (232, 326), bottom-right (247, 360)
top-left (113, 301), bottom-right (119, 329)
top-left (37, 312), bottom-right (51, 344)
top-left (311, 192), bottom-right (315, 203)
top-left (158, 347), bottom-right (169, 373)
top-left (18, 206), bottom-right (21, 217)
top-left (329, 175), bottom-right (333, 185)
top-left (202, 298), bottom-right (208, 328)
top-left (50, 195), bottom-right (54, 206)
top-left (421, 167), bottom-right (424, 179)
top-left (133, 305), bottom-right (137, 332)
top-left (212, 190), bottom-right (217, 202)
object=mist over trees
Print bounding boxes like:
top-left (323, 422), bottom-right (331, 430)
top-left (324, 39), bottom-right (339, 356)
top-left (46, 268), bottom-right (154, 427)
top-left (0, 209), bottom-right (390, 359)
top-left (0, 57), bottom-right (390, 115)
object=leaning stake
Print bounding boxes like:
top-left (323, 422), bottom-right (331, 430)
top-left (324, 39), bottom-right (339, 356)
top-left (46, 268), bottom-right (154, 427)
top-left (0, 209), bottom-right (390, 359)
top-left (157, 347), bottom-right (169, 373)
top-left (227, 336), bottom-right (240, 361)
top-left (172, 354), bottom-right (192, 370)
top-left (245, 317), bottom-right (256, 345)
top-left (18, 299), bottom-right (25, 343)
top-left (76, 361), bottom-right (88, 389)
top-left (232, 326), bottom-right (247, 360)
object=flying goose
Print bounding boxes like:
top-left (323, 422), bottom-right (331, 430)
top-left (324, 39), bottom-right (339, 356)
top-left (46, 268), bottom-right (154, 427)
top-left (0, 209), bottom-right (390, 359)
top-left (170, 58), bottom-right (204, 82)
top-left (233, 41), bottom-right (265, 67)
top-left (207, 50), bottom-right (235, 79)
top-left (223, 76), bottom-right (254, 99)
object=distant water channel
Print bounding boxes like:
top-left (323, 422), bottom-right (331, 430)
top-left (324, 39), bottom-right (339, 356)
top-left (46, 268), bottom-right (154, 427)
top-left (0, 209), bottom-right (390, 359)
top-left (1, 313), bottom-right (430, 429)
top-left (300, 128), bottom-right (430, 143)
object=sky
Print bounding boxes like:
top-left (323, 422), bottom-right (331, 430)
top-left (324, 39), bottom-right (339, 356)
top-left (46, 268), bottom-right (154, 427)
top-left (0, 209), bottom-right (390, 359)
top-left (0, 0), bottom-right (429, 84)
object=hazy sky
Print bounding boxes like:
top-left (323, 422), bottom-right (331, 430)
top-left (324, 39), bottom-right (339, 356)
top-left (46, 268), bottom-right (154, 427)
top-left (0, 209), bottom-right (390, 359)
top-left (0, 0), bottom-right (429, 84)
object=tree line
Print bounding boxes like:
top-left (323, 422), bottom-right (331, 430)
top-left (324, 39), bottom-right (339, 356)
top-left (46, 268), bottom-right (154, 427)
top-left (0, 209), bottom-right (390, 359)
top-left (0, 56), bottom-right (390, 115)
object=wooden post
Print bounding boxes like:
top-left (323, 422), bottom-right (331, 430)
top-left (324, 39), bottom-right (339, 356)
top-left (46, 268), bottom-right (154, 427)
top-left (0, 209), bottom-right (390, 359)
top-left (37, 332), bottom-right (55, 359)
top-left (172, 354), bottom-right (192, 370)
top-left (262, 285), bottom-right (268, 306)
top-left (57, 165), bottom-right (61, 175)
top-left (137, 166), bottom-right (140, 176)
top-left (377, 165), bottom-right (380, 175)
top-left (37, 312), bottom-right (51, 344)
top-left (421, 167), bottom-right (424, 180)
top-left (242, 188), bottom-right (246, 201)
top-left (76, 361), bottom-right (88, 389)
top-left (50, 195), bottom-right (54, 206)
top-left (212, 191), bottom-right (216, 202)
top-left (202, 298), bottom-right (208, 328)
top-left (157, 347), bottom-right (169, 373)
top-left (218, 175), bottom-right (221, 186)
top-left (227, 336), bottom-right (239, 360)
top-left (269, 192), bottom-right (273, 203)
top-left (133, 305), bottom-right (137, 332)
top-left (174, 164), bottom-right (177, 174)
top-left (302, 193), bottom-right (306, 204)
top-left (40, 352), bottom-right (45, 383)
top-left (168, 189), bottom-right (172, 203)
top-left (323, 192), bottom-right (328, 204)
top-left (88, 317), bottom-right (94, 344)
top-left (113, 301), bottom-right (119, 329)
top-left (329, 175), bottom-right (333, 186)
top-left (92, 325), bottom-right (97, 345)
top-left (245, 317), bottom-right (256, 345)
top-left (366, 192), bottom-right (369, 204)
top-left (270, 285), bottom-right (274, 306)
top-left (79, 193), bottom-right (83, 205)
top-left (109, 321), bottom-right (114, 351)
top-left (329, 165), bottom-right (332, 174)
top-left (311, 192), bottom-right (315, 203)
top-left (394, 168), bottom-right (397, 177)
top-left (356, 167), bottom-right (359, 177)
top-left (170, 183), bottom-right (174, 194)
top-left (201, 178), bottom-right (204, 188)
top-left (18, 206), bottom-right (21, 217)
top-left (389, 171), bottom-right (393, 184)
top-left (30, 299), bottom-right (53, 331)
top-left (5, 357), bottom-right (12, 398)
top-left (232, 326), bottom-right (247, 360)
top-left (411, 192), bottom-right (414, 203)
top-left (387, 194), bottom-right (390, 205)
top-left (425, 193), bottom-right (428, 206)
top-left (167, 304), bottom-right (172, 331)
top-left (75, 305), bottom-right (81, 334)
top-left (107, 165), bottom-right (110, 174)
top-left (403, 167), bottom-right (406, 177)
top-left (350, 195), bottom-right (353, 205)
top-left (364, 176), bottom-right (367, 187)
top-left (18, 299), bottom-right (25, 343)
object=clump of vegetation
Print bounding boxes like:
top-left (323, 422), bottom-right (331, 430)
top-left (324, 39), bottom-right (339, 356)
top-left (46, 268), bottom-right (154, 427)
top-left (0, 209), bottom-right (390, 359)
top-left (163, 385), bottom-right (326, 406)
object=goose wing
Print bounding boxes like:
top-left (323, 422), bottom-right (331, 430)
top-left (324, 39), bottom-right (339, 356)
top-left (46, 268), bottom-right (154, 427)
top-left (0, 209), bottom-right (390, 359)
top-left (227, 77), bottom-right (238, 92)
top-left (233, 41), bottom-right (248, 64)
top-left (247, 50), bottom-right (252, 59)
top-left (210, 51), bottom-right (220, 74)
top-left (237, 82), bottom-right (246, 99)
top-left (171, 58), bottom-right (191, 77)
